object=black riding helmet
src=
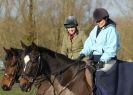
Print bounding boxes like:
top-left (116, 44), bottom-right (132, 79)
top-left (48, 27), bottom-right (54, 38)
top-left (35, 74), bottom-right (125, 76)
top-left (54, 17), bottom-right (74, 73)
top-left (93, 8), bottom-right (109, 22)
top-left (64, 16), bottom-right (78, 28)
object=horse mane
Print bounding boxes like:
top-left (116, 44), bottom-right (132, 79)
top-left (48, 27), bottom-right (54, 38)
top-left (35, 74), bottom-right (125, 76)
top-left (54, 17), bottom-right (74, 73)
top-left (37, 46), bottom-right (76, 63)
top-left (10, 48), bottom-right (23, 56)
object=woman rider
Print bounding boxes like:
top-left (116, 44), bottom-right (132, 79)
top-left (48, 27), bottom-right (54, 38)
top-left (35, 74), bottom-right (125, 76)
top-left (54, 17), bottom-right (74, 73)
top-left (77, 8), bottom-right (120, 72)
top-left (61, 16), bottom-right (88, 60)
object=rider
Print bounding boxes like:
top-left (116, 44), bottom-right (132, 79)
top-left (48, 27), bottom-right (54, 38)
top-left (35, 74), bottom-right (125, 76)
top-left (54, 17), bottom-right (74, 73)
top-left (77, 8), bottom-right (120, 72)
top-left (61, 16), bottom-right (88, 61)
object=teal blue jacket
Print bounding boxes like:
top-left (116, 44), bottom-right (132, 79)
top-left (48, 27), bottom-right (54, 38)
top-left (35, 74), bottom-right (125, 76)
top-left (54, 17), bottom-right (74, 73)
top-left (80, 24), bottom-right (120, 63)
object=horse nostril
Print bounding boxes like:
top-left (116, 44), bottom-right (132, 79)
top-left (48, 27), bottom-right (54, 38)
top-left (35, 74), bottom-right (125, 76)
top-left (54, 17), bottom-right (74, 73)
top-left (1, 85), bottom-right (11, 91)
top-left (20, 84), bottom-right (31, 92)
top-left (20, 84), bottom-right (27, 92)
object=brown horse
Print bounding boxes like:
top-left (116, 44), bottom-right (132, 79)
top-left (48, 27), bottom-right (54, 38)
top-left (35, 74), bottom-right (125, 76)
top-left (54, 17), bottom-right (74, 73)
top-left (1, 46), bottom-right (52, 95)
top-left (1, 47), bottom-right (23, 91)
top-left (19, 42), bottom-right (92, 95)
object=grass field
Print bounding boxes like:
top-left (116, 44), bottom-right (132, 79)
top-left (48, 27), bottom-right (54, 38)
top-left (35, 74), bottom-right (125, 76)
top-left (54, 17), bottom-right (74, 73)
top-left (0, 70), bottom-right (37, 95)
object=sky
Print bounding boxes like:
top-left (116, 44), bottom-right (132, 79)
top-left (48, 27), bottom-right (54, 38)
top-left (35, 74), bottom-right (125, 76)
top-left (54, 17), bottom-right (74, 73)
top-left (87, 0), bottom-right (133, 17)
top-left (0, 0), bottom-right (133, 19)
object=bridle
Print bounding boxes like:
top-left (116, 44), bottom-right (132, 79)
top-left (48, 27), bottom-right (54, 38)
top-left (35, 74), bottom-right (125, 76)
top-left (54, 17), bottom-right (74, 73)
top-left (21, 53), bottom-right (42, 91)
top-left (21, 52), bottom-right (90, 95)
top-left (3, 57), bottom-right (20, 87)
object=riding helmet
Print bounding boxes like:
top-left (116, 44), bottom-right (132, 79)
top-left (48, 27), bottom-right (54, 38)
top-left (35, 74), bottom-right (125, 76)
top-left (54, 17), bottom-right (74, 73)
top-left (64, 16), bottom-right (78, 28)
top-left (93, 8), bottom-right (109, 21)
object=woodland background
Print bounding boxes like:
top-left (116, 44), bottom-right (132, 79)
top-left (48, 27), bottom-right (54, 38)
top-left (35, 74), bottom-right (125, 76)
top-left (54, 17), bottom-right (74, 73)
top-left (0, 0), bottom-right (133, 95)
top-left (0, 0), bottom-right (133, 61)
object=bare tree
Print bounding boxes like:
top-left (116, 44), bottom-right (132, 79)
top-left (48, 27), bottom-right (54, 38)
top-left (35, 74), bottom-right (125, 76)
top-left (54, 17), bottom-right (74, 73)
top-left (0, 0), bottom-right (132, 60)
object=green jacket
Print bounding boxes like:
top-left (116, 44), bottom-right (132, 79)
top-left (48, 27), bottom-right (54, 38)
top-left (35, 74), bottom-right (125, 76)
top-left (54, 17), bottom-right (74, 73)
top-left (61, 31), bottom-right (87, 59)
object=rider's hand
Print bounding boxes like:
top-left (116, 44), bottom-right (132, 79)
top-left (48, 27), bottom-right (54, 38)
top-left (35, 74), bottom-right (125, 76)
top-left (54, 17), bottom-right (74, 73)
top-left (96, 61), bottom-right (105, 69)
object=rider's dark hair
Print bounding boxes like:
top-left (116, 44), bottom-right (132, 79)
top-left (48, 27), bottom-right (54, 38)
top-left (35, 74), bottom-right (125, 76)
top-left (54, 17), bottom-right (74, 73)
top-left (105, 17), bottom-right (116, 27)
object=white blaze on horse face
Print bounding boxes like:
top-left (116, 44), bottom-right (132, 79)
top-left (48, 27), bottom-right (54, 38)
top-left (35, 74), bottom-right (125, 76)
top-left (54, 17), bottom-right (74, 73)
top-left (24, 55), bottom-right (30, 71)
top-left (24, 55), bottom-right (30, 64)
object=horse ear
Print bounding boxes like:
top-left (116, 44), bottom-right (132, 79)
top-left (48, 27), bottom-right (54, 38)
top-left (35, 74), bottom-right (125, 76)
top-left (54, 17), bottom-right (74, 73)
top-left (10, 47), bottom-right (15, 51)
top-left (21, 41), bottom-right (27, 49)
top-left (3, 47), bottom-right (8, 52)
top-left (32, 42), bottom-right (37, 48)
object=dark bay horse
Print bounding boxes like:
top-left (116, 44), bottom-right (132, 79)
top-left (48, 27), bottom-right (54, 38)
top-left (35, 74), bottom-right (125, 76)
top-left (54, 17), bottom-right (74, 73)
top-left (19, 42), bottom-right (92, 95)
top-left (1, 46), bottom-right (53, 95)
top-left (1, 47), bottom-right (23, 91)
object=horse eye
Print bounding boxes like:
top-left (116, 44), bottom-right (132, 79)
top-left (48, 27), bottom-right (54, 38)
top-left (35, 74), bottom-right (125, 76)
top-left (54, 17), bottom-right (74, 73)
top-left (33, 57), bottom-right (38, 61)
top-left (5, 55), bottom-right (10, 60)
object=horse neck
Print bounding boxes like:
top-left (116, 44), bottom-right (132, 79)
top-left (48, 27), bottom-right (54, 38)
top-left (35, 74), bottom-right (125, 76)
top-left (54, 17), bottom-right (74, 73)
top-left (41, 52), bottom-right (74, 75)
top-left (41, 53), bottom-right (88, 88)
top-left (37, 47), bottom-right (78, 76)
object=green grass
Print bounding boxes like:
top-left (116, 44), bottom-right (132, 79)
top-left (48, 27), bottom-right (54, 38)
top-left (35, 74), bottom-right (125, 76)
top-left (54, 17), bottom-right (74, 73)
top-left (0, 88), bottom-right (36, 95)
top-left (0, 71), bottom-right (37, 95)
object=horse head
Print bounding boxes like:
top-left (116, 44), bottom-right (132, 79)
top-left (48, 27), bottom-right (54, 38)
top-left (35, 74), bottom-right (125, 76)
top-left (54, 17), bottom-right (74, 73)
top-left (19, 42), bottom-right (50, 92)
top-left (1, 47), bottom-right (23, 91)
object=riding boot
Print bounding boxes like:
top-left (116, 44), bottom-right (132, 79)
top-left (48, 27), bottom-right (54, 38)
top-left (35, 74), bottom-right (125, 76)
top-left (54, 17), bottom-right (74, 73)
top-left (90, 62), bottom-right (97, 95)
top-left (92, 70), bottom-right (97, 95)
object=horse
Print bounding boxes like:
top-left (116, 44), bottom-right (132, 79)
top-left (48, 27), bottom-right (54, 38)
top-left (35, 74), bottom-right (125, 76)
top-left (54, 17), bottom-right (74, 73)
top-left (1, 46), bottom-right (53, 95)
top-left (1, 47), bottom-right (23, 91)
top-left (19, 42), bottom-right (92, 95)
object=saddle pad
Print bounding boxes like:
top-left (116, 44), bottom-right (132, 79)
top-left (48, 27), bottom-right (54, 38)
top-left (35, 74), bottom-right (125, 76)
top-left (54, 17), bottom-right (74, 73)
top-left (95, 60), bottom-right (133, 95)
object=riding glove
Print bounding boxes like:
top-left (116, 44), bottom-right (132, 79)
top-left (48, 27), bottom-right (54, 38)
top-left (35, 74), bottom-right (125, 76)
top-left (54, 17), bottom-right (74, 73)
top-left (96, 61), bottom-right (105, 69)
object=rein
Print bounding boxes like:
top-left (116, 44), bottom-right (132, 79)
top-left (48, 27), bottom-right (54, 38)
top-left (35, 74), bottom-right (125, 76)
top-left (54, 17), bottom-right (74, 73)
top-left (24, 52), bottom-right (92, 95)
top-left (49, 61), bottom-right (90, 95)
top-left (50, 63), bottom-right (75, 95)
top-left (58, 62), bottom-right (89, 95)
top-left (28, 54), bottom-right (80, 95)
top-left (4, 59), bottom-right (20, 87)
